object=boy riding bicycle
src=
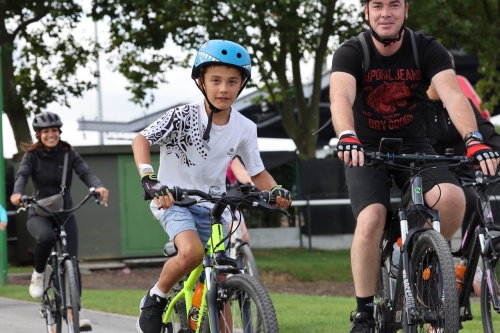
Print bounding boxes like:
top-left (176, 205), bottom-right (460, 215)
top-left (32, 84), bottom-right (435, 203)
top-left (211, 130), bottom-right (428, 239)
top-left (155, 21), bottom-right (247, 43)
top-left (132, 39), bottom-right (292, 333)
top-left (329, 0), bottom-right (499, 332)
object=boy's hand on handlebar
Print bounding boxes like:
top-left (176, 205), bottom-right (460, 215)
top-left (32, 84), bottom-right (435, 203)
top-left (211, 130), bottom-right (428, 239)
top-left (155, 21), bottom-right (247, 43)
top-left (337, 133), bottom-right (365, 167)
top-left (141, 174), bottom-right (174, 209)
top-left (270, 185), bottom-right (292, 208)
top-left (465, 141), bottom-right (500, 176)
top-left (95, 187), bottom-right (109, 206)
top-left (10, 193), bottom-right (22, 206)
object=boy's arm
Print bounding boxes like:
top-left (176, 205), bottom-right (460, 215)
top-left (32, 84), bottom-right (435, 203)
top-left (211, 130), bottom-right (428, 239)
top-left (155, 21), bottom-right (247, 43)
top-left (132, 133), bottom-right (173, 209)
top-left (251, 170), bottom-right (292, 208)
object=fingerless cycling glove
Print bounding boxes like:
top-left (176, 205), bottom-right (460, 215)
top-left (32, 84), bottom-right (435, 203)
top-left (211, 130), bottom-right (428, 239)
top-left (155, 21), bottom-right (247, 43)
top-left (465, 142), bottom-right (500, 162)
top-left (337, 133), bottom-right (364, 154)
top-left (270, 185), bottom-right (292, 200)
top-left (141, 174), bottom-right (169, 198)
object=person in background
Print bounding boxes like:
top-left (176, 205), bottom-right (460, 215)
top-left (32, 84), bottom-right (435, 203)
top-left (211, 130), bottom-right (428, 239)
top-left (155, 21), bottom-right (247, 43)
top-left (226, 156), bottom-right (253, 244)
top-left (10, 112), bottom-right (109, 332)
top-left (426, 52), bottom-right (500, 296)
top-left (0, 204), bottom-right (7, 231)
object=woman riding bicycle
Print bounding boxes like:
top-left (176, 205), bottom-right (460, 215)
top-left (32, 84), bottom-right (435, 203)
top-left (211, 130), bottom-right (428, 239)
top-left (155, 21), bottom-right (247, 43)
top-left (10, 112), bottom-right (109, 331)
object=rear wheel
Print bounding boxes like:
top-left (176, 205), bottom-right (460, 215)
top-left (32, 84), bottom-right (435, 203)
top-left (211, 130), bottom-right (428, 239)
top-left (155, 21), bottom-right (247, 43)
top-left (43, 260), bottom-right (62, 333)
top-left (407, 230), bottom-right (459, 333)
top-left (374, 261), bottom-right (391, 333)
top-left (63, 260), bottom-right (80, 333)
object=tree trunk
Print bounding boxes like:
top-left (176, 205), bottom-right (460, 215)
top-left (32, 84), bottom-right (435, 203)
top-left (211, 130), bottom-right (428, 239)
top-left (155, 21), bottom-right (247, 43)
top-left (2, 43), bottom-right (32, 161)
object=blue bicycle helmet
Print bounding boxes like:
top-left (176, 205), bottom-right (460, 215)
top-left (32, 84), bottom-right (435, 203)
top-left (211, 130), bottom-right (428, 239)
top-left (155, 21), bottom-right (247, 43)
top-left (191, 40), bottom-right (251, 80)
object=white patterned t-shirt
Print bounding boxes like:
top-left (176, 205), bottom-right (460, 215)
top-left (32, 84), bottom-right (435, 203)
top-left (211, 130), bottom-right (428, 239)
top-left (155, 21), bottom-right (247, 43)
top-left (140, 100), bottom-right (265, 222)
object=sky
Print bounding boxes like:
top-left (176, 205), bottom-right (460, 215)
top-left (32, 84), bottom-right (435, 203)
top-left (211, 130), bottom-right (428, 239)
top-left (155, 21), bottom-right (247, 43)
top-left (2, 0), bottom-right (361, 158)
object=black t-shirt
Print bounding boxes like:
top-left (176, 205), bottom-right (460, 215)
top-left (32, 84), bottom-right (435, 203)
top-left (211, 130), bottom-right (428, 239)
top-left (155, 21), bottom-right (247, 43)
top-left (331, 30), bottom-right (454, 147)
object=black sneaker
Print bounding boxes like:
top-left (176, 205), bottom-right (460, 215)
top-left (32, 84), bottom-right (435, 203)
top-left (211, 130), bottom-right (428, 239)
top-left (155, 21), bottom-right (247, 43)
top-left (136, 291), bottom-right (167, 333)
top-left (350, 311), bottom-right (375, 333)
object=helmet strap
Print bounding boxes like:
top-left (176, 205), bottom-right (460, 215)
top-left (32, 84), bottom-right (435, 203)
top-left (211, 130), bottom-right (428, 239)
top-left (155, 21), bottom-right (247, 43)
top-left (369, 24), bottom-right (405, 47)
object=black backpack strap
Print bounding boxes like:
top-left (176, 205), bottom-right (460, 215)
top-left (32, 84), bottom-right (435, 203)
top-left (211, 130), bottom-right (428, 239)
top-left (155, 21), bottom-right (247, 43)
top-left (358, 31), bottom-right (370, 75)
top-left (406, 27), bottom-right (420, 70)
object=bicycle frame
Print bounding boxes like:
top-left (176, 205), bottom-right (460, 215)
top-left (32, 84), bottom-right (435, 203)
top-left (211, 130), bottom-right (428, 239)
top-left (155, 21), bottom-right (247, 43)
top-left (162, 199), bottom-right (243, 333)
top-left (383, 172), bottom-right (442, 329)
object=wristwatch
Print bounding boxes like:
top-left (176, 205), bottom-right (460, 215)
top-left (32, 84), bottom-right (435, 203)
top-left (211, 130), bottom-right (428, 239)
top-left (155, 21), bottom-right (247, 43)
top-left (464, 131), bottom-right (483, 143)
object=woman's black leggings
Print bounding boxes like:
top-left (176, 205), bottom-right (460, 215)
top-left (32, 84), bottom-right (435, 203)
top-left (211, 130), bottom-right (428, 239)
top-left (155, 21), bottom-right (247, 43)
top-left (26, 214), bottom-right (82, 296)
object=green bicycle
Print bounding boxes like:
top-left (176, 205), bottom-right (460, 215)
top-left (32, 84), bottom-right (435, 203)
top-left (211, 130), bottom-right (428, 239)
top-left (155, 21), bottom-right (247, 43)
top-left (160, 184), bottom-right (287, 333)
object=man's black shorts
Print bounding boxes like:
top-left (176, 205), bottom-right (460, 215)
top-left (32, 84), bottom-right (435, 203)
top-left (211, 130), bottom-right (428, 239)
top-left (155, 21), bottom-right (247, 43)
top-left (344, 141), bottom-right (461, 220)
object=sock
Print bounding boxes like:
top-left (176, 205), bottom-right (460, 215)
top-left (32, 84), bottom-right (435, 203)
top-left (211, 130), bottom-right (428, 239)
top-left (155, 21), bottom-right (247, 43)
top-left (356, 295), bottom-right (374, 316)
top-left (149, 283), bottom-right (168, 299)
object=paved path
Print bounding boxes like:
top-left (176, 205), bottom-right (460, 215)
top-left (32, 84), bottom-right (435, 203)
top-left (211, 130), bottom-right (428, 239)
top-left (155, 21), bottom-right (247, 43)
top-left (0, 297), bottom-right (138, 333)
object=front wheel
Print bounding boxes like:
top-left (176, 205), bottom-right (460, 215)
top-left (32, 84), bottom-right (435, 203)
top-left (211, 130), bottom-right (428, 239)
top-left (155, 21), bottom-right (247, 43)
top-left (480, 256), bottom-right (500, 332)
top-left (201, 274), bottom-right (278, 333)
top-left (407, 230), bottom-right (459, 333)
top-left (43, 260), bottom-right (62, 333)
top-left (63, 260), bottom-right (80, 333)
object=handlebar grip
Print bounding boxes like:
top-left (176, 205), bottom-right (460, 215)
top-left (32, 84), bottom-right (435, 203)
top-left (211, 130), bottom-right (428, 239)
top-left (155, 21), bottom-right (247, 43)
top-left (21, 195), bottom-right (30, 205)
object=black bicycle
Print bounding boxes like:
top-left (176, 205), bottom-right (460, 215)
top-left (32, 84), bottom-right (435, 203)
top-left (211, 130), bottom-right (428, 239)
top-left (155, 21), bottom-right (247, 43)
top-left (444, 163), bottom-right (500, 331)
top-left (357, 139), bottom-right (471, 333)
top-left (17, 188), bottom-right (103, 333)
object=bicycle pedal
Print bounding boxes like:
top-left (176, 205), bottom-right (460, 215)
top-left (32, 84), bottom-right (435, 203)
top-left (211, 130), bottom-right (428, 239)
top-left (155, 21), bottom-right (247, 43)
top-left (79, 326), bottom-right (92, 332)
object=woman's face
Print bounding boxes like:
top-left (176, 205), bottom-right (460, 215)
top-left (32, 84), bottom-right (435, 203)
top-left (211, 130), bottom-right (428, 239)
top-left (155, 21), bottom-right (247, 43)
top-left (40, 127), bottom-right (60, 148)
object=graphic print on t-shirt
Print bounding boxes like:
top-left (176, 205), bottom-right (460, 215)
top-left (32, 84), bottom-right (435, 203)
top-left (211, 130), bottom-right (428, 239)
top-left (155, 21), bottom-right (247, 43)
top-left (366, 81), bottom-right (411, 115)
top-left (359, 67), bottom-right (423, 134)
top-left (140, 104), bottom-right (209, 166)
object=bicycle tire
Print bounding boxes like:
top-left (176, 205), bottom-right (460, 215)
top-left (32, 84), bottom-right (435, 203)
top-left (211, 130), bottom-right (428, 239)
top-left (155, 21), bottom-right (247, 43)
top-left (480, 254), bottom-right (500, 332)
top-left (63, 260), bottom-right (80, 333)
top-left (238, 244), bottom-right (259, 280)
top-left (201, 274), bottom-right (278, 333)
top-left (407, 230), bottom-right (459, 333)
top-left (374, 262), bottom-right (392, 333)
top-left (43, 261), bottom-right (62, 333)
top-left (163, 298), bottom-right (189, 333)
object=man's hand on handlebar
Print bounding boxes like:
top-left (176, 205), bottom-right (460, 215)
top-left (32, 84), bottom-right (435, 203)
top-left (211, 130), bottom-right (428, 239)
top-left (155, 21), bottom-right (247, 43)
top-left (336, 133), bottom-right (365, 167)
top-left (465, 141), bottom-right (500, 176)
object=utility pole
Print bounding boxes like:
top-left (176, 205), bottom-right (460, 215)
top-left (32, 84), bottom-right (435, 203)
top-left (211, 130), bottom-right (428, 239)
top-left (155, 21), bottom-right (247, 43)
top-left (95, 21), bottom-right (104, 145)
top-left (0, 46), bottom-right (7, 286)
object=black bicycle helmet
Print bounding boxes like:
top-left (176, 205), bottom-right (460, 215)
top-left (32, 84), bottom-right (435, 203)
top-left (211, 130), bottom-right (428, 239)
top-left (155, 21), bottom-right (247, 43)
top-left (32, 112), bottom-right (63, 131)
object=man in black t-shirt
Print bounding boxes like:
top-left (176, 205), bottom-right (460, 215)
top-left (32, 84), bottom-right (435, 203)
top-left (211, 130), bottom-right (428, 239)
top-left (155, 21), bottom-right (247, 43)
top-left (329, 1), bottom-right (499, 332)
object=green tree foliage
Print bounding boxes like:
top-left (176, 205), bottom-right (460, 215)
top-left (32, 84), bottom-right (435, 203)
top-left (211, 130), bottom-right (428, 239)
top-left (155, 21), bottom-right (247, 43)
top-left (2, 0), bottom-right (98, 158)
top-left (407, 0), bottom-right (500, 111)
top-left (92, 0), bottom-right (363, 158)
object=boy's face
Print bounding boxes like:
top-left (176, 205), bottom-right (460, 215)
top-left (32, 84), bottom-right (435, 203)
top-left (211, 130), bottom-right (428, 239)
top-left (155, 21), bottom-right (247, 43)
top-left (199, 65), bottom-right (243, 111)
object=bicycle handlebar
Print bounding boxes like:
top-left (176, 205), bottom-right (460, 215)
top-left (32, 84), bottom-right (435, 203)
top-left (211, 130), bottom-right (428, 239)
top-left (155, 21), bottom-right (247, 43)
top-left (333, 150), bottom-right (473, 167)
top-left (18, 187), bottom-right (103, 215)
top-left (161, 185), bottom-right (289, 218)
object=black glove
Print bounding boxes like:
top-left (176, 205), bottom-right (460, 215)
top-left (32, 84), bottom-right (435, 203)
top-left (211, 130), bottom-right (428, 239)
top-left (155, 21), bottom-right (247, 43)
top-left (337, 133), bottom-right (364, 155)
top-left (141, 174), bottom-right (169, 199)
top-left (270, 185), bottom-right (292, 200)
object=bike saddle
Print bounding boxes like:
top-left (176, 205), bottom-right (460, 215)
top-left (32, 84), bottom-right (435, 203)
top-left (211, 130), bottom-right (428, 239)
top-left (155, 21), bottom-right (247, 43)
top-left (163, 242), bottom-right (177, 257)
